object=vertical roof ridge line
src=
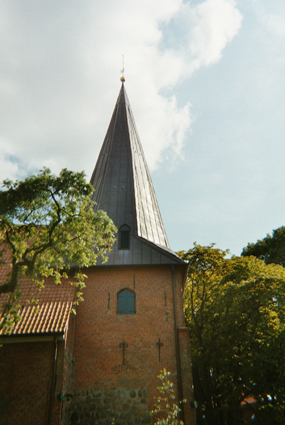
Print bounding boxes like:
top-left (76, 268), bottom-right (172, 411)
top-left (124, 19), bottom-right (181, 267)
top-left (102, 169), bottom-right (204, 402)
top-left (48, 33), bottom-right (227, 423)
top-left (89, 82), bottom-right (181, 266)
top-left (90, 102), bottom-right (120, 209)
top-left (125, 90), bottom-right (170, 248)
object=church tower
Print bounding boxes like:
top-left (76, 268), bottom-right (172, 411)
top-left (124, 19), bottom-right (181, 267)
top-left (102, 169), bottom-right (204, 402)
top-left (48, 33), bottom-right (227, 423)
top-left (69, 81), bottom-right (195, 425)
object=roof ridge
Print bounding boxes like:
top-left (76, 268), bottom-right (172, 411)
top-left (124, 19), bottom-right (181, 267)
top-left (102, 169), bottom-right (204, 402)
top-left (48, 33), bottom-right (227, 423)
top-left (89, 83), bottom-right (179, 266)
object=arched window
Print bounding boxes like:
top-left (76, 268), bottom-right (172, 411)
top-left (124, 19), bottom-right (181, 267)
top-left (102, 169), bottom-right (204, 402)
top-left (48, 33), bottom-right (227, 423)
top-left (119, 224), bottom-right (131, 250)
top-left (117, 289), bottom-right (135, 314)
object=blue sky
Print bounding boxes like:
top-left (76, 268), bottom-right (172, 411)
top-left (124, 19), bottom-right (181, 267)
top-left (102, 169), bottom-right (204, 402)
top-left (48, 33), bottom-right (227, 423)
top-left (0, 0), bottom-right (285, 255)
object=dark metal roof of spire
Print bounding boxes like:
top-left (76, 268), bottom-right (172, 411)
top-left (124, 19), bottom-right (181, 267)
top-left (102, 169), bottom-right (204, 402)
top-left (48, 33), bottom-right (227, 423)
top-left (90, 83), bottom-right (184, 266)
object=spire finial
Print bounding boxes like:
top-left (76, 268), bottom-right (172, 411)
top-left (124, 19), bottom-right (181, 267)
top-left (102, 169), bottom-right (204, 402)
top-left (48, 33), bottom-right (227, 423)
top-left (120, 55), bottom-right (125, 82)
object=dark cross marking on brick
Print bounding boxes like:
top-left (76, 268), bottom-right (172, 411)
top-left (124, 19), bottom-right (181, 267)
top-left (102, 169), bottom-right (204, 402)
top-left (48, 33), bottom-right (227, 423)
top-left (108, 293), bottom-right (110, 309)
top-left (164, 290), bottom-right (166, 306)
top-left (119, 341), bottom-right (128, 365)
top-left (156, 338), bottom-right (164, 362)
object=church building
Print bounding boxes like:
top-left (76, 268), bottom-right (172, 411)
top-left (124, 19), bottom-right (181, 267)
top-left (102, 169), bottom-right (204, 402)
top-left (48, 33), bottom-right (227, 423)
top-left (0, 80), bottom-right (195, 425)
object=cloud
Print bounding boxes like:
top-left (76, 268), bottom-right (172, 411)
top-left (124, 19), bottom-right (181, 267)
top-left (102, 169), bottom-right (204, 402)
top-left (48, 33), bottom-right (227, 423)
top-left (164, 0), bottom-right (242, 72)
top-left (186, 0), bottom-right (243, 70)
top-left (0, 138), bottom-right (23, 182)
top-left (248, 0), bottom-right (285, 37)
top-left (0, 0), bottom-right (242, 182)
top-left (157, 0), bottom-right (242, 72)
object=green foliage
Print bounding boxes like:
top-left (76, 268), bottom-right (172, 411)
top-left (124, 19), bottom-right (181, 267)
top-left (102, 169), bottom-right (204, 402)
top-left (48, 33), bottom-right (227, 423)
top-left (241, 226), bottom-right (285, 265)
top-left (151, 369), bottom-right (184, 425)
top-left (0, 168), bottom-right (116, 330)
top-left (180, 244), bottom-right (285, 425)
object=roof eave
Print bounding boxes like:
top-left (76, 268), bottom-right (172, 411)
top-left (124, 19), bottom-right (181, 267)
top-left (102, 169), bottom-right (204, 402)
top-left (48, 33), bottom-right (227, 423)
top-left (0, 332), bottom-right (65, 344)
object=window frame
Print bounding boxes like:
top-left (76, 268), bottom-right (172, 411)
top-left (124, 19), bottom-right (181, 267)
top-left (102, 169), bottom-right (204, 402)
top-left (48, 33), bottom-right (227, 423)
top-left (118, 224), bottom-right (131, 250)
top-left (117, 288), bottom-right (136, 315)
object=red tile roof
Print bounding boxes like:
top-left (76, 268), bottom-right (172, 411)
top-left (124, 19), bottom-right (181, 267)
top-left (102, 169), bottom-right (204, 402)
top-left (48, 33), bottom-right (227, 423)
top-left (0, 254), bottom-right (75, 336)
top-left (10, 299), bottom-right (73, 335)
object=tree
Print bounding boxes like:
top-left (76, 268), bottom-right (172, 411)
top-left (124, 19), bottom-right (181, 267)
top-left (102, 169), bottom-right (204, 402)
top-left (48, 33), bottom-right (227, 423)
top-left (151, 369), bottom-right (184, 425)
top-left (241, 226), bottom-right (285, 265)
top-left (179, 244), bottom-right (285, 425)
top-left (0, 168), bottom-right (116, 329)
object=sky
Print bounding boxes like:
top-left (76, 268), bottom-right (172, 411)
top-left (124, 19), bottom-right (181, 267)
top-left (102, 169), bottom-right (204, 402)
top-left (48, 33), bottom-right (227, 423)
top-left (0, 0), bottom-right (285, 256)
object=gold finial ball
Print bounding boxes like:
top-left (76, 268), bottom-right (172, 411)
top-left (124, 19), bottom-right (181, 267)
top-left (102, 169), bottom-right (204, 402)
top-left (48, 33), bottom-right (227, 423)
top-left (120, 76), bottom-right (125, 82)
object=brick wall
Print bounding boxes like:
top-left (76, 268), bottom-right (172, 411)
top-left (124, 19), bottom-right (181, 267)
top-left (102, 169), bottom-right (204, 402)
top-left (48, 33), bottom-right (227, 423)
top-left (0, 340), bottom-right (55, 425)
top-left (0, 264), bottom-right (195, 425)
top-left (0, 318), bottom-right (76, 425)
top-left (69, 264), bottom-right (195, 425)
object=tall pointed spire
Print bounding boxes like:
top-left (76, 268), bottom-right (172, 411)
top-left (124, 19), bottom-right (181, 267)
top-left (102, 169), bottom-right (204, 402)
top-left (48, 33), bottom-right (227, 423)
top-left (90, 82), bottom-right (183, 265)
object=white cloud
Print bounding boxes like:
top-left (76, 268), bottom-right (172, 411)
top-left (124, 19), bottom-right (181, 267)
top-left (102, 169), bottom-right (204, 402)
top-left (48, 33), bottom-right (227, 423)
top-left (0, 0), bottom-right (242, 182)
top-left (180, 0), bottom-right (243, 71)
top-left (248, 0), bottom-right (285, 37)
top-left (0, 138), bottom-right (22, 182)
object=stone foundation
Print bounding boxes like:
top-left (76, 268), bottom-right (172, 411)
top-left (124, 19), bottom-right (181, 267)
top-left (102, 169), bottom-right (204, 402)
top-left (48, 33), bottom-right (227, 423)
top-left (67, 387), bottom-right (152, 425)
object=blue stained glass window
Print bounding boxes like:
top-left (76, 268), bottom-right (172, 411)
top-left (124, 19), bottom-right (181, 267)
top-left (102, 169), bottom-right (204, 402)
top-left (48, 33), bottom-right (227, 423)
top-left (117, 289), bottom-right (135, 314)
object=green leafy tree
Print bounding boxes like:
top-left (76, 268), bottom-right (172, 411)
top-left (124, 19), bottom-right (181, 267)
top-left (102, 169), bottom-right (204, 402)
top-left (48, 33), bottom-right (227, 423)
top-left (151, 369), bottom-right (184, 425)
top-left (180, 244), bottom-right (285, 425)
top-left (241, 226), bottom-right (285, 265)
top-left (0, 168), bottom-right (116, 329)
